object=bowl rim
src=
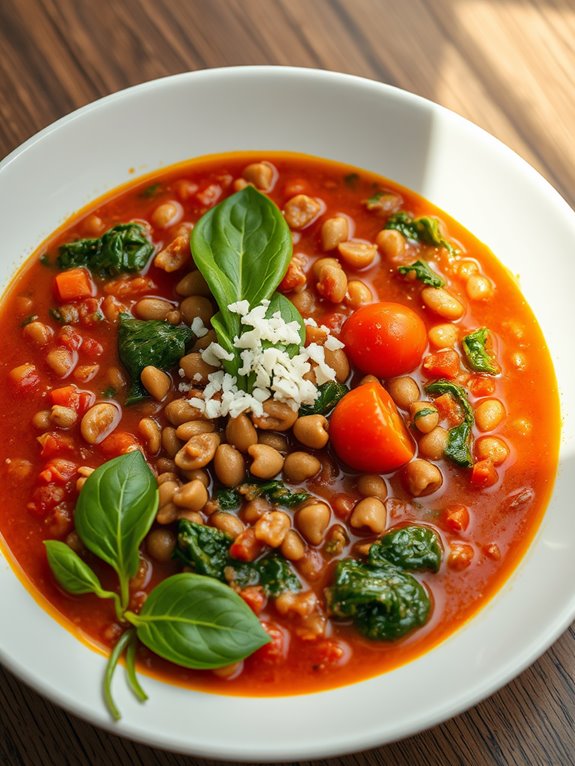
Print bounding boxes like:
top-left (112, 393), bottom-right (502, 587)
top-left (1, 65), bottom-right (575, 761)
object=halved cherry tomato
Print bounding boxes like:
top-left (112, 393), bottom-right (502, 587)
top-left (330, 380), bottom-right (414, 472)
top-left (340, 301), bottom-right (427, 378)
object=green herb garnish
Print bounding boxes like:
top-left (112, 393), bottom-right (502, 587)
top-left (369, 525), bottom-right (443, 573)
top-left (299, 380), bottom-right (348, 416)
top-left (398, 259), bottom-right (445, 288)
top-left (462, 327), bottom-right (499, 374)
top-left (386, 211), bottom-right (457, 255)
top-left (426, 379), bottom-right (475, 467)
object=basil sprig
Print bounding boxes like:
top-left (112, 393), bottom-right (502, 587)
top-left (44, 452), bottom-right (269, 720)
top-left (191, 186), bottom-right (305, 390)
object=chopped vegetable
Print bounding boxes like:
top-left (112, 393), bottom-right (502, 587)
top-left (54, 268), bottom-right (94, 302)
top-left (299, 380), bottom-right (348, 416)
top-left (57, 222), bottom-right (154, 277)
top-left (462, 327), bottom-right (499, 375)
top-left (176, 520), bottom-right (232, 580)
top-left (241, 480), bottom-right (312, 508)
top-left (369, 525), bottom-right (443, 573)
top-left (426, 379), bottom-right (475, 467)
top-left (226, 555), bottom-right (301, 597)
top-left (385, 211), bottom-right (457, 255)
top-left (398, 259), bottom-right (445, 288)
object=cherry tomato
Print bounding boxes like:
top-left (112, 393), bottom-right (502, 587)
top-left (330, 380), bottom-right (415, 472)
top-left (341, 302), bottom-right (427, 377)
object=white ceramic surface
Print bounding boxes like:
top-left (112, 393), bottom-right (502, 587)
top-left (1, 67), bottom-right (574, 761)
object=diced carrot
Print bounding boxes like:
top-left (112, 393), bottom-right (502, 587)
top-left (99, 432), bottom-right (141, 458)
top-left (470, 458), bottom-right (498, 488)
top-left (442, 504), bottom-right (470, 533)
top-left (54, 268), bottom-right (94, 302)
top-left (469, 374), bottom-right (496, 398)
top-left (239, 586), bottom-right (267, 615)
top-left (423, 349), bottom-right (460, 379)
top-left (229, 528), bottom-right (264, 562)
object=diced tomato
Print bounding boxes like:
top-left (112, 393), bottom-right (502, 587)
top-left (174, 179), bottom-right (199, 201)
top-left (49, 385), bottom-right (95, 415)
top-left (239, 586), bottom-right (267, 615)
top-left (103, 275), bottom-right (156, 298)
top-left (57, 325), bottom-right (83, 351)
top-left (196, 183), bottom-right (222, 207)
top-left (78, 298), bottom-right (104, 326)
top-left (38, 459), bottom-right (77, 485)
top-left (483, 543), bottom-right (501, 561)
top-left (471, 458), bottom-right (498, 488)
top-left (330, 380), bottom-right (414, 473)
top-left (8, 363), bottom-right (41, 393)
top-left (251, 622), bottom-right (289, 665)
top-left (37, 432), bottom-right (75, 458)
top-left (442, 504), bottom-right (470, 533)
top-left (279, 256), bottom-right (307, 293)
top-left (229, 528), bottom-right (264, 562)
top-left (54, 268), bottom-right (94, 302)
top-left (81, 337), bottom-right (104, 359)
top-left (423, 349), bottom-right (460, 379)
top-left (310, 639), bottom-right (351, 670)
top-left (27, 484), bottom-right (66, 518)
top-left (434, 392), bottom-right (463, 426)
top-left (99, 432), bottom-right (141, 458)
top-left (469, 375), bottom-right (496, 398)
top-left (448, 543), bottom-right (475, 571)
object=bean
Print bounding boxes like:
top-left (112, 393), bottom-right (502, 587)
top-left (151, 200), bottom-right (183, 229)
top-left (173, 479), bottom-right (208, 511)
top-left (346, 280), bottom-right (373, 308)
top-left (295, 502), bottom-right (331, 545)
top-left (475, 398), bottom-right (505, 432)
top-left (248, 444), bottom-right (284, 479)
top-left (157, 471), bottom-right (179, 485)
top-left (316, 264), bottom-right (348, 303)
top-left (360, 374), bottom-right (379, 385)
top-left (161, 427), bottom-right (181, 458)
top-left (179, 352), bottom-right (217, 385)
top-left (475, 436), bottom-right (510, 465)
top-left (321, 216), bottom-right (349, 251)
top-left (46, 347), bottom-right (76, 377)
top-left (466, 274), bottom-right (494, 301)
top-left (293, 415), bottom-right (329, 449)
top-left (410, 401), bottom-right (439, 434)
top-left (156, 501), bottom-right (179, 525)
top-left (176, 270), bottom-right (211, 297)
top-left (178, 510), bottom-right (204, 524)
top-left (280, 530), bottom-right (306, 561)
top-left (50, 405), bottom-right (77, 429)
top-left (357, 474), bottom-right (387, 501)
top-left (175, 432), bottom-right (220, 471)
top-left (284, 194), bottom-right (322, 229)
top-left (337, 241), bottom-right (377, 269)
top-left (275, 591), bottom-right (317, 618)
top-left (418, 426), bottom-right (449, 460)
top-left (141, 365), bottom-right (171, 401)
top-left (421, 287), bottom-right (465, 320)
top-left (175, 420), bottom-right (215, 440)
top-left (376, 229), bottom-right (405, 260)
top-left (290, 289), bottom-right (316, 314)
top-left (240, 497), bottom-right (272, 524)
top-left (101, 295), bottom-right (126, 322)
top-left (404, 459), bottom-right (443, 497)
top-left (138, 417), bottom-right (161, 454)
top-left (105, 366), bottom-right (126, 391)
top-left (210, 512), bottom-right (245, 539)
top-left (214, 444), bottom-right (246, 487)
top-left (428, 323), bottom-right (458, 349)
top-left (180, 295), bottom-right (214, 325)
top-left (32, 410), bottom-right (51, 430)
top-left (258, 431), bottom-right (289, 453)
top-left (147, 529), bottom-right (176, 563)
top-left (312, 257), bottom-right (340, 279)
top-left (225, 414), bottom-right (258, 452)
top-left (252, 400), bottom-right (298, 431)
top-left (179, 468), bottom-right (210, 487)
top-left (192, 329), bottom-right (217, 352)
top-left (283, 452), bottom-right (321, 482)
top-left (350, 497), bottom-right (387, 533)
top-left (165, 398), bottom-right (204, 425)
top-left (457, 259), bottom-right (479, 281)
top-left (81, 403), bottom-right (120, 445)
top-left (156, 457), bottom-right (176, 473)
top-left (73, 364), bottom-right (99, 383)
top-left (254, 511), bottom-right (291, 547)
top-left (158, 480), bottom-right (179, 507)
top-left (386, 376), bottom-right (420, 410)
top-left (242, 161), bottom-right (275, 191)
top-left (323, 347), bottom-right (350, 382)
top-left (22, 321), bottom-right (53, 347)
top-left (134, 297), bottom-right (173, 321)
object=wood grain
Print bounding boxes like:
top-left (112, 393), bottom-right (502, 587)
top-left (0, 1), bottom-right (574, 764)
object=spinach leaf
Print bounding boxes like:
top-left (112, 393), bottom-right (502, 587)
top-left (242, 480), bottom-right (312, 508)
top-left (176, 520), bottom-right (232, 580)
top-left (126, 573), bottom-right (270, 669)
top-left (44, 540), bottom-right (119, 603)
top-left (325, 559), bottom-right (430, 640)
top-left (216, 487), bottom-right (242, 510)
top-left (425, 379), bottom-right (474, 467)
top-left (118, 313), bottom-right (194, 404)
top-left (57, 223), bottom-right (154, 277)
top-left (299, 380), bottom-right (348, 416)
top-left (227, 555), bottom-right (301, 597)
top-left (386, 211), bottom-right (457, 255)
top-left (462, 327), bottom-right (499, 374)
top-left (397, 259), bottom-right (445, 288)
top-left (369, 525), bottom-right (443, 573)
top-left (74, 451), bottom-right (158, 609)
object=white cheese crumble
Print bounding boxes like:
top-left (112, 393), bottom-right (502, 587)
top-left (185, 298), bottom-right (344, 419)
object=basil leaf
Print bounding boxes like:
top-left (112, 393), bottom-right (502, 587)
top-left (425, 379), bottom-right (474, 467)
top-left (127, 573), bottom-right (270, 669)
top-left (369, 526), bottom-right (443, 573)
top-left (44, 540), bottom-right (108, 596)
top-left (57, 223), bottom-right (154, 277)
top-left (265, 291), bottom-right (306, 354)
top-left (75, 452), bottom-right (158, 608)
top-left (386, 212), bottom-right (457, 255)
top-left (398, 259), bottom-right (445, 288)
top-left (299, 380), bottom-right (348, 416)
top-left (118, 313), bottom-right (194, 404)
top-left (462, 327), bottom-right (499, 374)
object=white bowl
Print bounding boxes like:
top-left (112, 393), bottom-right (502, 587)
top-left (1, 67), bottom-right (574, 761)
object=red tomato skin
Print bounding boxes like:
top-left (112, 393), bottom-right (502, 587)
top-left (341, 302), bottom-right (427, 377)
top-left (330, 381), bottom-right (415, 473)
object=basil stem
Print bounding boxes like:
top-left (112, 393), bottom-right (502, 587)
top-left (103, 629), bottom-right (134, 722)
top-left (125, 632), bottom-right (148, 703)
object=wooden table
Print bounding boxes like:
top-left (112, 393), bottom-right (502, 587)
top-left (1, 1), bottom-right (574, 764)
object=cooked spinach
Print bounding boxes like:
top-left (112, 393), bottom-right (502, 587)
top-left (216, 487), bottom-right (242, 510)
top-left (140, 183), bottom-right (162, 198)
top-left (425, 379), bottom-right (474, 467)
top-left (299, 380), bottom-right (348, 416)
top-left (227, 555), bottom-right (301, 597)
top-left (369, 525), bottom-right (443, 573)
top-left (343, 172), bottom-right (359, 188)
top-left (176, 520), bottom-right (232, 580)
top-left (325, 558), bottom-right (430, 640)
top-left (242, 480), bottom-right (312, 508)
top-left (386, 211), bottom-right (457, 255)
top-left (397, 259), bottom-right (445, 288)
top-left (462, 327), bottom-right (499, 374)
top-left (118, 313), bottom-right (194, 404)
top-left (57, 223), bottom-right (154, 277)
